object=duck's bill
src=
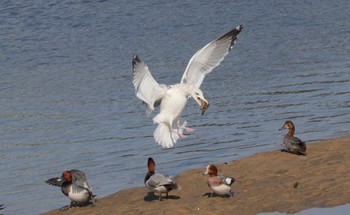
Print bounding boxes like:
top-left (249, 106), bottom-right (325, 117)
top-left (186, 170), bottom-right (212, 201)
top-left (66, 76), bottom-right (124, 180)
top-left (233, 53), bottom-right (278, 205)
top-left (200, 100), bottom-right (210, 115)
top-left (278, 126), bottom-right (286, 131)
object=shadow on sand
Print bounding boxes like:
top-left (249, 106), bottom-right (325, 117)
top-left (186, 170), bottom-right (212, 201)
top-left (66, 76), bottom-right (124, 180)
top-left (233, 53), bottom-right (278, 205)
top-left (144, 192), bottom-right (180, 202)
top-left (202, 192), bottom-right (234, 198)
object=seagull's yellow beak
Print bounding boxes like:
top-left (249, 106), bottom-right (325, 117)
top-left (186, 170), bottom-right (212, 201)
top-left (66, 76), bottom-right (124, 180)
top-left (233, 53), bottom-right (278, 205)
top-left (200, 98), bottom-right (209, 107)
top-left (197, 97), bottom-right (209, 115)
top-left (195, 96), bottom-right (206, 106)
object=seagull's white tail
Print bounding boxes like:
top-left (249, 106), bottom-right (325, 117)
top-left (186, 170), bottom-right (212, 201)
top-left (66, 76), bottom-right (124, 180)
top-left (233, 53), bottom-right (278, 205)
top-left (153, 123), bottom-right (179, 148)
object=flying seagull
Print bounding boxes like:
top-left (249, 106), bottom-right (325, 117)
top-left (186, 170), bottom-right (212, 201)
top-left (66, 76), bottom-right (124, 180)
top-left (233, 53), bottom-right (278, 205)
top-left (132, 25), bottom-right (243, 148)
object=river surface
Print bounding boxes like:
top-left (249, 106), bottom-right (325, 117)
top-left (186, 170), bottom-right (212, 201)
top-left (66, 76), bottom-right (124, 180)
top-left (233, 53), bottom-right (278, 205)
top-left (260, 204), bottom-right (350, 215)
top-left (0, 0), bottom-right (349, 214)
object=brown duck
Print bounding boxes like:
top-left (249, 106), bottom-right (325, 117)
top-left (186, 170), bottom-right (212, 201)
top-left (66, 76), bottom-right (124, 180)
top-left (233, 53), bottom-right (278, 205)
top-left (279, 120), bottom-right (306, 155)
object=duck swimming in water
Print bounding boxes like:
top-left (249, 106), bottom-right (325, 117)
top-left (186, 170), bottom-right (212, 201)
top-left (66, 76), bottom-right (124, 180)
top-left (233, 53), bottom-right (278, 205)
top-left (279, 120), bottom-right (307, 155)
top-left (45, 169), bottom-right (95, 210)
top-left (203, 164), bottom-right (235, 198)
top-left (144, 157), bottom-right (179, 200)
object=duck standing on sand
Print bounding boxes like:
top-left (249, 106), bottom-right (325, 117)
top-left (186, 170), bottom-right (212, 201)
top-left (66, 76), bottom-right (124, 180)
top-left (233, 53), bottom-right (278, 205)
top-left (45, 169), bottom-right (95, 210)
top-left (203, 165), bottom-right (235, 198)
top-left (144, 157), bottom-right (179, 200)
top-left (279, 120), bottom-right (307, 155)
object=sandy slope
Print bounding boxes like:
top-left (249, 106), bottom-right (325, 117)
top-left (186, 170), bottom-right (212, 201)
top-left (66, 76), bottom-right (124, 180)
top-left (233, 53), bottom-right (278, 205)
top-left (42, 136), bottom-right (350, 215)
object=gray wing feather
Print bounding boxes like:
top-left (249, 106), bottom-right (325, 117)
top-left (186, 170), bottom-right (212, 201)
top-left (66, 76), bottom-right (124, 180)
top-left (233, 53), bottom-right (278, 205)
top-left (132, 55), bottom-right (166, 116)
top-left (71, 170), bottom-right (92, 193)
top-left (148, 173), bottom-right (174, 187)
top-left (180, 25), bottom-right (243, 89)
top-left (283, 136), bottom-right (306, 154)
top-left (216, 175), bottom-right (234, 186)
top-left (45, 177), bottom-right (63, 187)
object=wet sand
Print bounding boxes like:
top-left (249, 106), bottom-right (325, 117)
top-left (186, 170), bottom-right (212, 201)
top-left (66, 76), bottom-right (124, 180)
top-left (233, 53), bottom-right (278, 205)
top-left (42, 136), bottom-right (350, 215)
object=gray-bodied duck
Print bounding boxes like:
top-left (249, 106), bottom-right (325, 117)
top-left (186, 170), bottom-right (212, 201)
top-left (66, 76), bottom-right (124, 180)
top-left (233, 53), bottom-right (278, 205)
top-left (144, 157), bottom-right (179, 200)
top-left (45, 169), bottom-right (95, 210)
top-left (279, 120), bottom-right (306, 155)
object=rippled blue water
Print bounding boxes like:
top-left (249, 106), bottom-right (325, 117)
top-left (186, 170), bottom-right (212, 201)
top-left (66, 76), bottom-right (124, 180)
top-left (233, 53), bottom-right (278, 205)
top-left (1, 0), bottom-right (349, 214)
top-left (260, 204), bottom-right (350, 215)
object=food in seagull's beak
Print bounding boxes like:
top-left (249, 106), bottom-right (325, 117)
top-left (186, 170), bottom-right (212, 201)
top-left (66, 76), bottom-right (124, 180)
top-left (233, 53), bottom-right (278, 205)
top-left (200, 99), bottom-right (209, 115)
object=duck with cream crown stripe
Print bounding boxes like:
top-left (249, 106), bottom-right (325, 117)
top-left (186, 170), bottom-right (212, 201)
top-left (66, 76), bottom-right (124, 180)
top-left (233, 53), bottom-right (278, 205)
top-left (132, 25), bottom-right (243, 148)
top-left (145, 157), bottom-right (179, 200)
top-left (279, 120), bottom-right (307, 155)
top-left (45, 169), bottom-right (95, 210)
top-left (203, 164), bottom-right (235, 198)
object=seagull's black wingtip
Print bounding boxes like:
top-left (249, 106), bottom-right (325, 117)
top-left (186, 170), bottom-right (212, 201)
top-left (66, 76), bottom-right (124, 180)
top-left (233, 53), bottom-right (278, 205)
top-left (132, 55), bottom-right (142, 65)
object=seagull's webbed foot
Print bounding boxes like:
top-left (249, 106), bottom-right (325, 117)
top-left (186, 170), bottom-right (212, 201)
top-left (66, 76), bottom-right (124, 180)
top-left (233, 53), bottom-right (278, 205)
top-left (184, 127), bottom-right (195, 132)
top-left (178, 133), bottom-right (189, 139)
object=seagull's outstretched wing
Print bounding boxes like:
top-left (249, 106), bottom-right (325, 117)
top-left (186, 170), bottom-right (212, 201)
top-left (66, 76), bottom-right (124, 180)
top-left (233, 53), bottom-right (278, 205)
top-left (132, 55), bottom-right (167, 116)
top-left (180, 25), bottom-right (243, 89)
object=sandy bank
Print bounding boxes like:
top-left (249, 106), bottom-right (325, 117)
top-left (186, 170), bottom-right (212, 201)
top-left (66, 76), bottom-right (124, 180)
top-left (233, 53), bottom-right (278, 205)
top-left (42, 136), bottom-right (350, 215)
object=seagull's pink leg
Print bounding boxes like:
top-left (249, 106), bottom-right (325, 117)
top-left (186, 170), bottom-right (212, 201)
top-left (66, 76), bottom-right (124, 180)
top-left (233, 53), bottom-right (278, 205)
top-left (172, 126), bottom-right (188, 139)
top-left (184, 127), bottom-right (195, 132)
top-left (178, 133), bottom-right (188, 139)
top-left (177, 120), bottom-right (195, 133)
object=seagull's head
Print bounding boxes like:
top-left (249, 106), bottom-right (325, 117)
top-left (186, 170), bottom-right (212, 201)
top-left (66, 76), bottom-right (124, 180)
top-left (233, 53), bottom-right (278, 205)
top-left (191, 89), bottom-right (209, 115)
